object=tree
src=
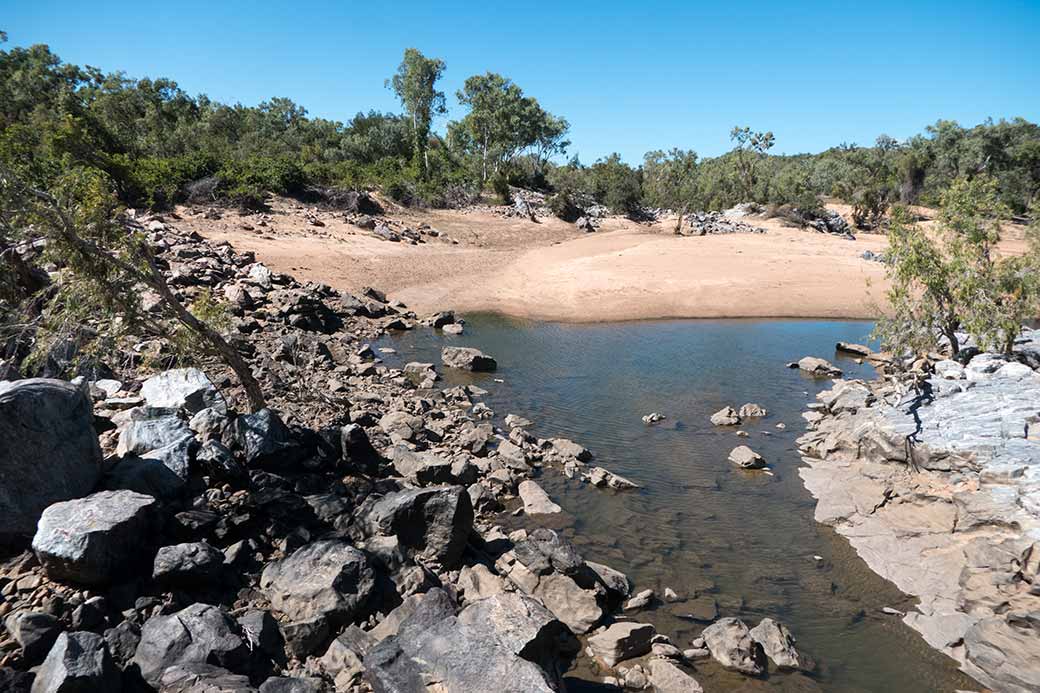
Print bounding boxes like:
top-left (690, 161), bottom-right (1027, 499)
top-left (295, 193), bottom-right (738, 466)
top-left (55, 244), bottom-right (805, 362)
top-left (452, 72), bottom-right (568, 184)
top-left (875, 177), bottom-right (1040, 360)
top-left (0, 147), bottom-right (267, 411)
top-left (386, 48), bottom-right (446, 177)
top-left (642, 149), bottom-right (698, 231)
top-left (729, 126), bottom-right (774, 201)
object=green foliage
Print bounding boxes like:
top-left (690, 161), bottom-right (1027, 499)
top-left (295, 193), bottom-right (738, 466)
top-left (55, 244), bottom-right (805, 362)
top-left (451, 72), bottom-right (569, 185)
top-left (387, 48), bottom-right (446, 177)
top-left (589, 154), bottom-right (642, 215)
top-left (875, 177), bottom-right (1040, 359)
top-left (642, 149), bottom-right (698, 210)
top-left (547, 190), bottom-right (582, 222)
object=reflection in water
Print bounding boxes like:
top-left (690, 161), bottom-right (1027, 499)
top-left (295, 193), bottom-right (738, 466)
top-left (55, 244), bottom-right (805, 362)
top-left (381, 316), bottom-right (976, 692)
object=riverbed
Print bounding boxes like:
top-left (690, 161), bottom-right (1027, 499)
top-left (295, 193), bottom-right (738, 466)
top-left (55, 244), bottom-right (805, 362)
top-left (380, 315), bottom-right (977, 692)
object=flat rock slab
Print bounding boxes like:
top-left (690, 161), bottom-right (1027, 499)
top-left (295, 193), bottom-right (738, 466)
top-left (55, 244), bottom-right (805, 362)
top-left (518, 480), bottom-right (562, 515)
top-left (441, 346), bottom-right (497, 372)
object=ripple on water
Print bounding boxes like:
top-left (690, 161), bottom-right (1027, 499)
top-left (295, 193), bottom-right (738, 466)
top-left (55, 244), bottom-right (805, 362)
top-left (382, 315), bottom-right (978, 693)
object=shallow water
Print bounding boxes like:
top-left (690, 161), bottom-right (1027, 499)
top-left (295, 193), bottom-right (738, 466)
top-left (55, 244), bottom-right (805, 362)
top-left (381, 315), bottom-right (977, 692)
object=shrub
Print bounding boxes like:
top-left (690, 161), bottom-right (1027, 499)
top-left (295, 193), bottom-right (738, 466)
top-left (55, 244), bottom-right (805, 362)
top-left (547, 190), bottom-right (582, 221)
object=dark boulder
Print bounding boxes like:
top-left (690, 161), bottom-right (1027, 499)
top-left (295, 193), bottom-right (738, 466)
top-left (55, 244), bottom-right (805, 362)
top-left (133, 603), bottom-right (252, 686)
top-left (0, 378), bottom-right (103, 544)
top-left (32, 490), bottom-right (161, 585)
top-left (31, 631), bottom-right (121, 693)
top-left (363, 486), bottom-right (473, 570)
top-left (5, 611), bottom-right (61, 663)
top-left (229, 409), bottom-right (305, 469)
top-left (152, 542), bottom-right (225, 585)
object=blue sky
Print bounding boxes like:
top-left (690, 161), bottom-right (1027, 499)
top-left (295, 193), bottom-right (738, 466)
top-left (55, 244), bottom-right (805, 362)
top-left (5, 0), bottom-right (1039, 163)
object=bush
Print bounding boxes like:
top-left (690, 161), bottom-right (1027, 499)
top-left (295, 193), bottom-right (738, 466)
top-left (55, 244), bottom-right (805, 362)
top-left (547, 190), bottom-right (582, 221)
top-left (490, 174), bottom-right (512, 205)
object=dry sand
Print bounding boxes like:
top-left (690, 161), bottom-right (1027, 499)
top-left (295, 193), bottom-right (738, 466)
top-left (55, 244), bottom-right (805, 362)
top-left (177, 199), bottom-right (1026, 323)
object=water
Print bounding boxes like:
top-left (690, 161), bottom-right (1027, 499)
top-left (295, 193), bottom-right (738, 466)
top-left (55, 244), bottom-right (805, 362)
top-left (380, 315), bottom-right (977, 692)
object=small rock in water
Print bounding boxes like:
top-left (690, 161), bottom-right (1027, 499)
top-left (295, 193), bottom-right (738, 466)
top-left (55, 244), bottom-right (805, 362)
top-left (625, 588), bottom-right (655, 611)
top-left (775, 422), bottom-right (787, 430)
top-left (738, 403), bottom-right (767, 418)
top-left (881, 606), bottom-right (905, 616)
top-left (728, 445), bottom-right (766, 470)
top-left (642, 412), bottom-right (666, 425)
top-left (664, 587), bottom-right (682, 602)
top-left (710, 406), bottom-right (741, 426)
top-left (736, 430), bottom-right (749, 438)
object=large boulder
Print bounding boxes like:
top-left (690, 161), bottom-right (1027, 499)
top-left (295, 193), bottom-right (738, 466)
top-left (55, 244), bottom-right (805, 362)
top-left (230, 409), bottom-right (304, 468)
top-left (364, 590), bottom-right (566, 693)
top-left (796, 357), bottom-right (842, 378)
top-left (5, 611), bottom-right (60, 663)
top-left (31, 631), bottom-right (121, 693)
top-left (260, 540), bottom-right (375, 629)
top-left (140, 368), bottom-right (225, 415)
top-left (710, 406), bottom-right (741, 426)
top-left (441, 347), bottom-right (497, 372)
top-left (134, 603), bottom-right (251, 686)
top-left (32, 490), bottom-right (161, 585)
top-left (157, 663), bottom-right (255, 693)
top-left (518, 480), bottom-right (563, 515)
top-left (702, 617), bottom-right (766, 675)
top-left (364, 486), bottom-right (473, 569)
top-left (0, 378), bottom-right (103, 544)
top-left (587, 621), bottom-right (655, 667)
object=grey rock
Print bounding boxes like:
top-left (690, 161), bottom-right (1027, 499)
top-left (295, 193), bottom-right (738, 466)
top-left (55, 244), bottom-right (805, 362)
top-left (518, 480), bottom-right (563, 515)
top-left (230, 408), bottom-right (302, 468)
top-left (738, 403), bottom-right (767, 418)
top-left (104, 454), bottom-right (186, 500)
top-left (31, 631), bottom-right (121, 693)
top-left (441, 346), bottom-right (497, 372)
top-left (153, 542), bottom-right (224, 584)
top-left (702, 617), bottom-right (766, 675)
top-left (260, 539), bottom-right (374, 628)
top-left (646, 658), bottom-right (704, 692)
top-left (749, 618), bottom-right (810, 671)
top-left (140, 368), bottom-right (225, 415)
top-left (363, 486), bottom-right (473, 569)
top-left (32, 490), bottom-right (160, 585)
top-left (586, 560), bottom-right (631, 598)
top-left (710, 406), bottom-right (741, 426)
top-left (259, 677), bottom-right (321, 693)
top-left (797, 357), bottom-right (843, 378)
top-left (587, 621), bottom-right (655, 667)
top-left (0, 378), bottom-right (103, 544)
top-left (158, 663), bottom-right (255, 693)
top-left (5, 611), bottom-right (60, 663)
top-left (133, 603), bottom-right (251, 686)
top-left (728, 445), bottom-right (766, 470)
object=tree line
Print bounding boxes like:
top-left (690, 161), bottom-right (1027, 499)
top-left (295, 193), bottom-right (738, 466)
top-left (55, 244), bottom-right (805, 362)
top-left (2, 39), bottom-right (1038, 222)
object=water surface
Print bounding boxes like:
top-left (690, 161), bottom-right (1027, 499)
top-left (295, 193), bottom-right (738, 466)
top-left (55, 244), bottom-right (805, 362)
top-left (382, 316), bottom-right (976, 692)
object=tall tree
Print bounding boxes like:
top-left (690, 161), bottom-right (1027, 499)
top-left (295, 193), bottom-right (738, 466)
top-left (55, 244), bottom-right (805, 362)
top-left (729, 126), bottom-right (774, 201)
top-left (386, 48), bottom-right (445, 176)
top-left (643, 149), bottom-right (698, 231)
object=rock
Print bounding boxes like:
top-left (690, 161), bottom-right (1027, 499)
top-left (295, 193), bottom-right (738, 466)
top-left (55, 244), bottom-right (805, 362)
top-left (642, 412), bottom-right (666, 425)
top-left (153, 542), bottom-right (225, 584)
top-left (584, 466), bottom-right (640, 489)
top-left (31, 631), bottom-right (121, 693)
top-left (363, 486), bottom-right (474, 569)
top-left (260, 539), bottom-right (375, 630)
top-left (702, 617), bottom-right (766, 675)
top-left (836, 342), bottom-right (871, 356)
top-left (260, 676), bottom-right (321, 693)
top-left (134, 603), bottom-right (251, 686)
top-left (442, 346), bottom-right (497, 372)
top-left (738, 403), bottom-right (767, 418)
top-left (364, 589), bottom-right (567, 693)
top-left (140, 368), bottom-right (225, 415)
top-left (586, 561), bottom-right (631, 598)
top-left (32, 490), bottom-right (160, 585)
top-left (646, 658), bottom-right (704, 692)
top-left (103, 620), bottom-right (141, 667)
top-left (518, 480), bottom-right (563, 515)
top-left (550, 438), bottom-right (592, 462)
top-left (531, 572), bottom-right (603, 634)
top-left (388, 446), bottom-right (457, 485)
top-left (5, 611), bottom-right (60, 663)
top-left (158, 663), bottom-right (255, 692)
top-left (677, 596), bottom-right (718, 622)
top-left (442, 323), bottom-right (464, 335)
top-left (457, 564), bottom-right (509, 602)
top-left (728, 445), bottom-right (766, 470)
top-left (230, 408), bottom-right (303, 468)
top-left (587, 621), bottom-right (655, 667)
top-left (797, 357), bottom-right (843, 378)
top-left (625, 588), bottom-right (655, 611)
top-left (505, 414), bottom-right (533, 429)
top-left (749, 618), bottom-right (810, 671)
top-left (0, 378), bottom-right (103, 544)
top-left (710, 406), bottom-right (741, 426)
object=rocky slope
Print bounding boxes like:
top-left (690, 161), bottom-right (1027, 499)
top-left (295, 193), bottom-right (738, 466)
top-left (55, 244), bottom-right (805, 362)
top-left (0, 216), bottom-right (803, 691)
top-left (797, 337), bottom-right (1040, 693)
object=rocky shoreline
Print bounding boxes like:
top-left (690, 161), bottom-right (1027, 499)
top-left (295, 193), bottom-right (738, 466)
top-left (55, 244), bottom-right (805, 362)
top-left (797, 336), bottom-right (1040, 693)
top-left (0, 217), bottom-right (813, 692)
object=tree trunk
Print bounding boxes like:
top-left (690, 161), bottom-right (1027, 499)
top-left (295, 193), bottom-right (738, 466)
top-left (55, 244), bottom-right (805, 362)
top-left (142, 252), bottom-right (267, 412)
top-left (674, 204), bottom-right (688, 234)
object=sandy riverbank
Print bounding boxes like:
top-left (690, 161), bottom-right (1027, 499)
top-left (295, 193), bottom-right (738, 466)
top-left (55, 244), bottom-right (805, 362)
top-left (179, 199), bottom-right (1026, 322)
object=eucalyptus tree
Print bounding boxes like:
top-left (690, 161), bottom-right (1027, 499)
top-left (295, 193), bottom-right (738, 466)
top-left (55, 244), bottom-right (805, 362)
top-left (386, 48), bottom-right (446, 176)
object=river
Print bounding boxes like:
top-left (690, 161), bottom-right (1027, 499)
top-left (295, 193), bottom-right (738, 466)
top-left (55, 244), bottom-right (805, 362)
top-left (380, 315), bottom-right (976, 692)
